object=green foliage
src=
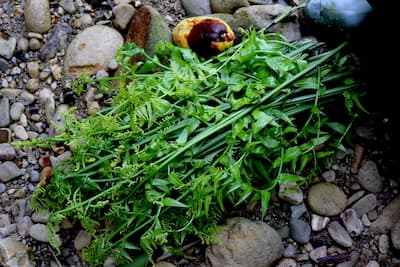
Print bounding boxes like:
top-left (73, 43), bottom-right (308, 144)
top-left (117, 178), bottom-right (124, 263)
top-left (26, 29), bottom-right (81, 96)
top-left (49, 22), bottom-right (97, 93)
top-left (19, 29), bottom-right (363, 266)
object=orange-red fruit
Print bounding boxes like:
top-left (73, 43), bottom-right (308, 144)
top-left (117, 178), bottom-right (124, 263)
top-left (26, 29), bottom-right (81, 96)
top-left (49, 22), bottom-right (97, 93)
top-left (172, 16), bottom-right (235, 58)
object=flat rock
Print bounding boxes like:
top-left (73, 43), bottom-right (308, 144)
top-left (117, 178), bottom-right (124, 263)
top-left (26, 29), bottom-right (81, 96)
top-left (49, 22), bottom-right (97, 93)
top-left (357, 160), bottom-right (383, 193)
top-left (308, 182), bottom-right (347, 216)
top-left (64, 25), bottom-right (123, 77)
top-left (327, 221), bottom-right (353, 248)
top-left (205, 217), bottom-right (283, 267)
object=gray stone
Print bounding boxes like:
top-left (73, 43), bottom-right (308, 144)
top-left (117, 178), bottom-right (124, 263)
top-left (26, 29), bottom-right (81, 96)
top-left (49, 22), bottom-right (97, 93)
top-left (351, 193), bottom-right (377, 217)
top-left (279, 182), bottom-right (303, 205)
top-left (39, 23), bottom-right (73, 62)
top-left (0, 223), bottom-right (17, 238)
top-left (309, 245), bottom-right (327, 263)
top-left (357, 160), bottom-right (383, 193)
top-left (0, 97), bottom-right (10, 127)
top-left (29, 223), bottom-right (51, 242)
top-left (322, 170), bottom-right (336, 182)
top-left (0, 237), bottom-right (32, 266)
top-left (24, 0), bottom-right (51, 33)
top-left (181, 0), bottom-right (212, 16)
top-left (0, 33), bottom-right (17, 60)
top-left (0, 161), bottom-right (24, 182)
top-left (378, 234), bottom-right (389, 254)
top-left (290, 203), bottom-right (307, 219)
top-left (0, 89), bottom-right (35, 104)
top-left (308, 182), bottom-right (347, 216)
top-left (327, 221), bottom-right (353, 248)
top-left (211, 0), bottom-right (250, 14)
top-left (112, 3), bottom-right (135, 30)
top-left (64, 25), bottom-right (123, 77)
top-left (232, 4), bottom-right (293, 31)
top-left (276, 258), bottom-right (296, 267)
top-left (205, 217), bottom-right (283, 267)
top-left (0, 143), bottom-right (16, 160)
top-left (10, 102), bottom-right (25, 121)
top-left (289, 217), bottom-right (311, 244)
top-left (74, 230), bottom-right (92, 250)
top-left (340, 208), bottom-right (363, 236)
top-left (391, 219), bottom-right (400, 250)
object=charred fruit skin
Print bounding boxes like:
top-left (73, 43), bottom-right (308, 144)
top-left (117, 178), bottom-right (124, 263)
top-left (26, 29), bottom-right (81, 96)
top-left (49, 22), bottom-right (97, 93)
top-left (172, 16), bottom-right (235, 58)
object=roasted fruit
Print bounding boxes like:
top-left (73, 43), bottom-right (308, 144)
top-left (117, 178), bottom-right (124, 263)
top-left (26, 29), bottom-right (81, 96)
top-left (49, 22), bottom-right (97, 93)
top-left (172, 16), bottom-right (235, 58)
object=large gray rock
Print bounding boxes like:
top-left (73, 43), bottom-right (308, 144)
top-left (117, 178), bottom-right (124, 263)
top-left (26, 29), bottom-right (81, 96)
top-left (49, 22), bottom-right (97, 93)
top-left (64, 25), bottom-right (123, 77)
top-left (205, 217), bottom-right (283, 267)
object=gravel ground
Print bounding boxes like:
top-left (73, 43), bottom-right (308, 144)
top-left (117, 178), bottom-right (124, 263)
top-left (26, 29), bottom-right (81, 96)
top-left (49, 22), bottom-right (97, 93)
top-left (1, 0), bottom-right (400, 267)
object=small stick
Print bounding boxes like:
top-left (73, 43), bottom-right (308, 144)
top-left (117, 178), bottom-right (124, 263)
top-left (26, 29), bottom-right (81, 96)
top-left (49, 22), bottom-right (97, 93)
top-left (48, 245), bottom-right (63, 267)
top-left (317, 253), bottom-right (351, 264)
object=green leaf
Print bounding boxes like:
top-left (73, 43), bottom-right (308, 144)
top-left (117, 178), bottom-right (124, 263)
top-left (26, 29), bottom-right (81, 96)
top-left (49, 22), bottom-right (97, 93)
top-left (162, 197), bottom-right (188, 208)
top-left (278, 173), bottom-right (305, 184)
top-left (283, 146), bottom-right (302, 162)
top-left (260, 190), bottom-right (270, 218)
top-left (251, 109), bottom-right (275, 134)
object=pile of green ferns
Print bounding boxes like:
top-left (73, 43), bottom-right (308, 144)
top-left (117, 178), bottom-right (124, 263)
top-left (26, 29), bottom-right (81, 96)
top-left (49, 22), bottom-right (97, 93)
top-left (22, 29), bottom-right (363, 266)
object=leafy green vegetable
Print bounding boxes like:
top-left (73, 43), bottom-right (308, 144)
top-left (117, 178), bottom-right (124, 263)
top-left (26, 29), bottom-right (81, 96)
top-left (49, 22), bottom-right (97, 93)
top-left (17, 29), bottom-right (363, 266)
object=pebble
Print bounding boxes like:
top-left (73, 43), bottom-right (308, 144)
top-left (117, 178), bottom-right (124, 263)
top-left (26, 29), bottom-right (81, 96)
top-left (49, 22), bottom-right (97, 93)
top-left (290, 203), bottom-right (307, 219)
top-left (0, 97), bottom-right (10, 127)
top-left (308, 182), bottom-right (347, 216)
top-left (327, 221), bottom-right (353, 248)
top-left (17, 216), bottom-right (33, 237)
top-left (378, 234), bottom-right (389, 254)
top-left (351, 193), bottom-right (377, 217)
top-left (289, 217), bottom-right (311, 244)
top-left (74, 230), bottom-right (92, 250)
top-left (0, 143), bottom-right (16, 160)
top-left (14, 125), bottom-right (29, 140)
top-left (322, 170), bottom-right (335, 182)
top-left (357, 161), bottom-right (383, 193)
top-left (311, 214), bottom-right (330, 231)
top-left (29, 223), bottom-right (52, 242)
top-left (391, 219), bottom-right (400, 250)
top-left (309, 245), bottom-right (327, 263)
top-left (24, 0), bottom-right (52, 33)
top-left (0, 161), bottom-right (24, 182)
top-left (9, 102), bottom-right (25, 121)
top-left (341, 208), bottom-right (363, 236)
top-left (279, 182), bottom-right (303, 205)
top-left (0, 34), bottom-right (17, 60)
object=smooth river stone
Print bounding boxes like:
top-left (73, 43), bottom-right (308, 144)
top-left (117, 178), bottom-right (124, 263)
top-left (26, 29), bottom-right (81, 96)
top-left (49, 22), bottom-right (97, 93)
top-left (307, 182), bottom-right (347, 216)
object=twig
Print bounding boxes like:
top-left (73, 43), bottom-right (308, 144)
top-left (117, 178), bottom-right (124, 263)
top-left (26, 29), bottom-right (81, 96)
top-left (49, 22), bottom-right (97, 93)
top-left (317, 253), bottom-right (351, 264)
top-left (48, 245), bottom-right (63, 267)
